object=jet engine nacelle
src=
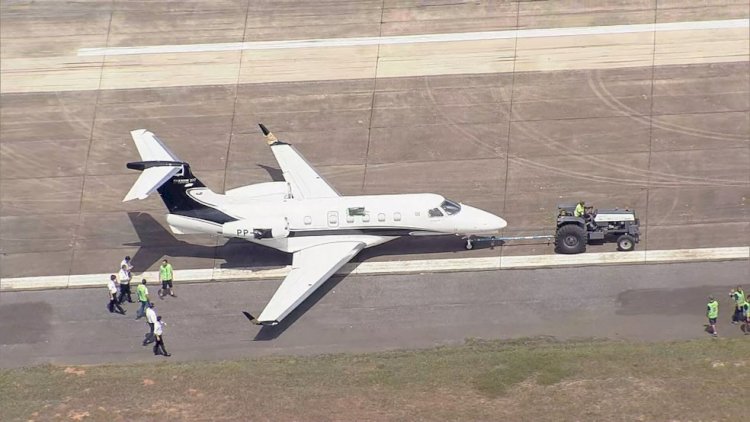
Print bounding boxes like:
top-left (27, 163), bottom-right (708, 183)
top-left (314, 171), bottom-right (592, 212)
top-left (222, 218), bottom-right (290, 240)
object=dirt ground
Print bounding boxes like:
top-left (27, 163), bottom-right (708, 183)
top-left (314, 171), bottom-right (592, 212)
top-left (2, 337), bottom-right (749, 422)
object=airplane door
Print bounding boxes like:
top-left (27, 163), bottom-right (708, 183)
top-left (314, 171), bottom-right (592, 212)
top-left (327, 211), bottom-right (339, 227)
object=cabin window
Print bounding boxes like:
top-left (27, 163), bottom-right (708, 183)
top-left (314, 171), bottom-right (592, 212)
top-left (348, 207), bottom-right (366, 216)
top-left (362, 214), bottom-right (370, 222)
top-left (345, 214), bottom-right (354, 223)
top-left (394, 212), bottom-right (402, 221)
top-left (328, 212), bottom-right (339, 225)
top-left (304, 216), bottom-right (312, 225)
top-left (440, 199), bottom-right (462, 215)
top-left (378, 213), bottom-right (386, 222)
top-left (428, 208), bottom-right (444, 217)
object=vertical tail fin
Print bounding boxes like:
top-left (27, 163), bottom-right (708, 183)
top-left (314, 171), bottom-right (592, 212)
top-left (123, 130), bottom-right (233, 224)
top-left (123, 129), bottom-right (191, 202)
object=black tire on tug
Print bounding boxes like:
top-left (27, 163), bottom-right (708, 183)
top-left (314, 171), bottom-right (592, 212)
top-left (555, 224), bottom-right (587, 254)
top-left (616, 234), bottom-right (636, 252)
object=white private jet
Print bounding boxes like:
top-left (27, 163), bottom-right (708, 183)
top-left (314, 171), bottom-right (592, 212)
top-left (123, 124), bottom-right (507, 325)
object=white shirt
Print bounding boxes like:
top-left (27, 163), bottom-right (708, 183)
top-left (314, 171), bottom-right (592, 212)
top-left (107, 279), bottom-right (117, 294)
top-left (154, 320), bottom-right (164, 336)
top-left (120, 259), bottom-right (133, 271)
top-left (118, 268), bottom-right (131, 284)
top-left (146, 307), bottom-right (157, 324)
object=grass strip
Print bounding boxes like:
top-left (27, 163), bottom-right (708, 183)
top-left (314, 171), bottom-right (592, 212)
top-left (2, 337), bottom-right (749, 421)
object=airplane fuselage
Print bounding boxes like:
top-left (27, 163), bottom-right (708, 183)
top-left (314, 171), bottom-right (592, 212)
top-left (166, 183), bottom-right (505, 253)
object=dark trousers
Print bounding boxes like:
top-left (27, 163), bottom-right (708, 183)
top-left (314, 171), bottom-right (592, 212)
top-left (143, 323), bottom-right (155, 345)
top-left (153, 335), bottom-right (169, 355)
top-left (118, 283), bottom-right (132, 303)
top-left (733, 307), bottom-right (744, 322)
top-left (159, 280), bottom-right (173, 297)
top-left (108, 294), bottom-right (125, 314)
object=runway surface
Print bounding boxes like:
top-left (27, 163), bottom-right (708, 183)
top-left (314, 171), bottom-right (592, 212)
top-left (1, 0), bottom-right (749, 369)
top-left (1, 260), bottom-right (748, 368)
top-left (1, 1), bottom-right (748, 282)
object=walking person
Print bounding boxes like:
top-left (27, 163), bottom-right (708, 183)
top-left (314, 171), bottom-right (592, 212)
top-left (135, 279), bottom-right (150, 319)
top-left (153, 316), bottom-right (171, 356)
top-left (706, 295), bottom-right (719, 337)
top-left (158, 259), bottom-right (176, 298)
top-left (117, 264), bottom-right (133, 303)
top-left (107, 275), bottom-right (125, 315)
top-left (143, 303), bottom-right (157, 345)
top-left (120, 255), bottom-right (133, 273)
top-left (729, 286), bottom-right (745, 324)
top-left (740, 300), bottom-right (750, 335)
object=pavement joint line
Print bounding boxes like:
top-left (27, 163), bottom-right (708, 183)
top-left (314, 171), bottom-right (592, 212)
top-left (1, 247), bottom-right (747, 292)
top-left (77, 18), bottom-right (750, 56)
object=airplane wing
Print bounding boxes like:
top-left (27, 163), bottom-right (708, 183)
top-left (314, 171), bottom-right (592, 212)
top-left (259, 124), bottom-right (340, 199)
top-left (253, 240), bottom-right (365, 325)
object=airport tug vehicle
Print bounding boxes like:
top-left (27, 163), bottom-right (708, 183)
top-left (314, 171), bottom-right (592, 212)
top-left (465, 203), bottom-right (640, 255)
top-left (554, 203), bottom-right (640, 254)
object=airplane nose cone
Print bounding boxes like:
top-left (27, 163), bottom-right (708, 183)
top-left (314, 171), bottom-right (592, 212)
top-left (461, 205), bottom-right (507, 234)
top-left (480, 212), bottom-right (506, 232)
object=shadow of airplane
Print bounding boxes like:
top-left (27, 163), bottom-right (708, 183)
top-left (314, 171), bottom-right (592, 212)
top-left (256, 164), bottom-right (285, 182)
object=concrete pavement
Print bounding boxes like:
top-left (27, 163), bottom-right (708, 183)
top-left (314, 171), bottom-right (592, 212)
top-left (1, 260), bottom-right (748, 368)
top-left (1, 1), bottom-right (748, 286)
top-left (1, 245), bottom-right (747, 290)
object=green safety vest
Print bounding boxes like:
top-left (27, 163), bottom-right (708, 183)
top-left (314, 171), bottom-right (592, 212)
top-left (707, 300), bottom-right (719, 319)
top-left (574, 204), bottom-right (585, 217)
top-left (160, 264), bottom-right (173, 281)
top-left (733, 290), bottom-right (745, 305)
top-left (136, 284), bottom-right (148, 302)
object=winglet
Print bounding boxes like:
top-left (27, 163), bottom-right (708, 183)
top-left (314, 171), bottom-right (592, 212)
top-left (242, 311), bottom-right (261, 325)
top-left (258, 123), bottom-right (278, 145)
top-left (243, 311), bottom-right (279, 326)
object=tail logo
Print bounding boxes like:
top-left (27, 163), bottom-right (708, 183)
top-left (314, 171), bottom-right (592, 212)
top-left (173, 177), bottom-right (197, 185)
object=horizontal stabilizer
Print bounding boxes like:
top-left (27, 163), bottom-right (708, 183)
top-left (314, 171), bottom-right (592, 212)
top-left (123, 165), bottom-right (181, 201)
top-left (131, 129), bottom-right (180, 162)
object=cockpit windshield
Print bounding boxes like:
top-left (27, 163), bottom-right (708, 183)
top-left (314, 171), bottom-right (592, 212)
top-left (440, 199), bottom-right (461, 215)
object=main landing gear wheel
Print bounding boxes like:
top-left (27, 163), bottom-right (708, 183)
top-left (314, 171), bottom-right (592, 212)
top-left (616, 234), bottom-right (636, 251)
top-left (555, 224), bottom-right (586, 254)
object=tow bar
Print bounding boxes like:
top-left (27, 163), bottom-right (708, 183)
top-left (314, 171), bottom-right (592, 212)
top-left (465, 234), bottom-right (554, 250)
